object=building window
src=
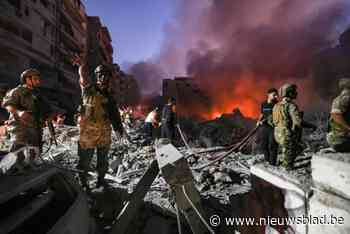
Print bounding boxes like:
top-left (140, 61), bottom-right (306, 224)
top-left (51, 26), bottom-right (56, 38)
top-left (50, 45), bottom-right (55, 56)
top-left (40, 0), bottom-right (49, 8)
top-left (6, 0), bottom-right (21, 10)
top-left (24, 6), bottom-right (30, 17)
top-left (22, 29), bottom-right (33, 43)
top-left (41, 19), bottom-right (50, 37)
top-left (0, 19), bottom-right (19, 35)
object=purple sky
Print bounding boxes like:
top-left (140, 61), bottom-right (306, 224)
top-left (84, 0), bottom-right (174, 69)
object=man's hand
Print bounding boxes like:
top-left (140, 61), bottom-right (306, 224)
top-left (71, 53), bottom-right (89, 87)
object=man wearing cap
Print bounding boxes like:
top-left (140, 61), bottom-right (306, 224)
top-left (1, 69), bottom-right (52, 165)
top-left (327, 78), bottom-right (350, 152)
top-left (72, 55), bottom-right (124, 189)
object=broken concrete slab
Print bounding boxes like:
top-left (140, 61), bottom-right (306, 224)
top-left (309, 190), bottom-right (350, 234)
top-left (312, 152), bottom-right (350, 200)
top-left (251, 163), bottom-right (312, 234)
top-left (250, 163), bottom-right (311, 197)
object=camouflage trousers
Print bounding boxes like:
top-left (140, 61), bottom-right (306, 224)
top-left (77, 143), bottom-right (110, 186)
top-left (274, 127), bottom-right (298, 169)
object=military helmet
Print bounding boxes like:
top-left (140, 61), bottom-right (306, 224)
top-left (279, 83), bottom-right (297, 98)
top-left (338, 78), bottom-right (350, 90)
top-left (20, 68), bottom-right (40, 83)
top-left (94, 64), bottom-right (111, 75)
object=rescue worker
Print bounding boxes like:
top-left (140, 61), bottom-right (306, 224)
top-left (272, 84), bottom-right (302, 170)
top-left (1, 69), bottom-right (52, 167)
top-left (327, 78), bottom-right (350, 152)
top-left (257, 88), bottom-right (279, 166)
top-left (161, 97), bottom-right (177, 143)
top-left (144, 107), bottom-right (159, 142)
top-left (72, 55), bottom-right (124, 189)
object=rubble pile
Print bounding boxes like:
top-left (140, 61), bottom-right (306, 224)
top-left (179, 108), bottom-right (256, 148)
top-left (0, 114), bottom-right (334, 233)
top-left (40, 123), bottom-right (259, 207)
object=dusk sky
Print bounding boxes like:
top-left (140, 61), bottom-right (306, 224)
top-left (84, 0), bottom-right (175, 69)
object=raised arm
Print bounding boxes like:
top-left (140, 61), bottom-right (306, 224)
top-left (72, 53), bottom-right (89, 88)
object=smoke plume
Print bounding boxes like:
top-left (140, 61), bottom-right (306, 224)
top-left (133, 0), bottom-right (350, 118)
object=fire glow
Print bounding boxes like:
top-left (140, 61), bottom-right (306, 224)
top-left (195, 73), bottom-right (279, 120)
top-left (194, 73), bottom-right (318, 121)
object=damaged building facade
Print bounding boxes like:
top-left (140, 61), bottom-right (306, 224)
top-left (0, 0), bottom-right (134, 121)
top-left (0, 0), bottom-right (87, 116)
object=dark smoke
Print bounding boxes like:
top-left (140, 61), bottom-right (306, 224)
top-left (131, 0), bottom-right (350, 117)
top-left (128, 62), bottom-right (165, 96)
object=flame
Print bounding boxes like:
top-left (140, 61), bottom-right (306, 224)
top-left (193, 71), bottom-right (317, 121)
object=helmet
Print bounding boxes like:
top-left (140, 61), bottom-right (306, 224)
top-left (338, 78), bottom-right (350, 90)
top-left (20, 68), bottom-right (40, 83)
top-left (279, 83), bottom-right (297, 98)
top-left (94, 64), bottom-right (111, 75)
top-left (94, 64), bottom-right (111, 83)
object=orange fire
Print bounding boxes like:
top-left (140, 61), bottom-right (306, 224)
top-left (194, 72), bottom-right (317, 121)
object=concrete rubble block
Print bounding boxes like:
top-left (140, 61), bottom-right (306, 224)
top-left (251, 163), bottom-right (310, 198)
top-left (309, 190), bottom-right (350, 234)
top-left (251, 163), bottom-right (311, 234)
top-left (312, 153), bottom-right (350, 200)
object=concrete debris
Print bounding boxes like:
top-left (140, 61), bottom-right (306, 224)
top-left (0, 113), bottom-right (344, 234)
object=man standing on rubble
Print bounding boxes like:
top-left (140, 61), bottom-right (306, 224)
top-left (257, 88), bottom-right (279, 166)
top-left (273, 84), bottom-right (302, 170)
top-left (72, 55), bottom-right (125, 189)
top-left (327, 78), bottom-right (350, 152)
top-left (144, 107), bottom-right (159, 142)
top-left (161, 97), bottom-right (177, 143)
top-left (1, 69), bottom-right (52, 167)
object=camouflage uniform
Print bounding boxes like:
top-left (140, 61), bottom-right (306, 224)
top-left (1, 84), bottom-right (48, 152)
top-left (273, 97), bottom-right (302, 169)
top-left (327, 85), bottom-right (350, 152)
top-left (77, 84), bottom-right (123, 185)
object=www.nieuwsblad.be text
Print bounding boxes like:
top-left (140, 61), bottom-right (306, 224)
top-left (209, 214), bottom-right (345, 227)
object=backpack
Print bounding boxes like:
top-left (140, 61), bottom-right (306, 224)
top-left (272, 102), bottom-right (292, 128)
